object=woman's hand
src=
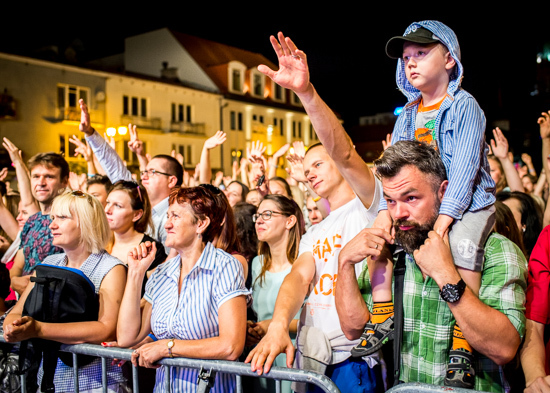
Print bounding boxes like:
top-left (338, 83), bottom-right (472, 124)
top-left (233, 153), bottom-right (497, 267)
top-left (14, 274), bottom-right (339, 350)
top-left (127, 241), bottom-right (157, 277)
top-left (131, 339), bottom-right (166, 369)
top-left (103, 334), bottom-right (154, 367)
top-left (3, 316), bottom-right (40, 342)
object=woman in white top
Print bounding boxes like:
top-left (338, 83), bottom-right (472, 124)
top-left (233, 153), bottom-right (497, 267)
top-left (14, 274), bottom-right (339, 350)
top-left (248, 194), bottom-right (305, 393)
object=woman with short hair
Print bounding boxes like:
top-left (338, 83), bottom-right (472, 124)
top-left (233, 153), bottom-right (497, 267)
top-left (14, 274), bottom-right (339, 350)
top-left (117, 185), bottom-right (249, 392)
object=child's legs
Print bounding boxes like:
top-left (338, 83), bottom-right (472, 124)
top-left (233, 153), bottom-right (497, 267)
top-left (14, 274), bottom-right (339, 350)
top-left (368, 258), bottom-right (394, 303)
top-left (448, 205), bottom-right (496, 280)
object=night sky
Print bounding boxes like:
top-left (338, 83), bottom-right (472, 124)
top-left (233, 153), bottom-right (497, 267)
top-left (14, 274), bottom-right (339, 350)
top-left (2, 7), bottom-right (549, 162)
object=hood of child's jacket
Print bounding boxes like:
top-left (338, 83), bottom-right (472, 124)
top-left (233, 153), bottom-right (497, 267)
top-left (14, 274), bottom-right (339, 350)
top-left (395, 20), bottom-right (464, 103)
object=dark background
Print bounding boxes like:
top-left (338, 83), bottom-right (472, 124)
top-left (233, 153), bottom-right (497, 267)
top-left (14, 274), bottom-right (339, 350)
top-left (1, 6), bottom-right (549, 166)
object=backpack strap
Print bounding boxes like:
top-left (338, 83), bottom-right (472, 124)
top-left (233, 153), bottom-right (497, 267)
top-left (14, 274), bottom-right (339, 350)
top-left (393, 250), bottom-right (406, 387)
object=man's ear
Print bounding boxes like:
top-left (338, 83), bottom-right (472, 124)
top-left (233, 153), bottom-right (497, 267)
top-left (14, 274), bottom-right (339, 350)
top-left (438, 180), bottom-right (449, 201)
top-left (168, 175), bottom-right (179, 189)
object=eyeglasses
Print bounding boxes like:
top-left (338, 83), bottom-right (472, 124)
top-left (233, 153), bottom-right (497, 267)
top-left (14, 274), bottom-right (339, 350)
top-left (140, 169), bottom-right (172, 178)
top-left (252, 210), bottom-right (285, 222)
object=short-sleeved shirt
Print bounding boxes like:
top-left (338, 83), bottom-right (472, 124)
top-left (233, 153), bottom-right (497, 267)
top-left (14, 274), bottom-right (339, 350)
top-left (358, 233), bottom-right (527, 392)
top-left (19, 211), bottom-right (63, 275)
top-left (144, 242), bottom-right (250, 393)
top-left (525, 225), bottom-right (550, 374)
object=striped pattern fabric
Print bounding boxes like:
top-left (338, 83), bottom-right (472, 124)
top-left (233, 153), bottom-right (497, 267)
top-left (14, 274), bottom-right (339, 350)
top-left (37, 251), bottom-right (127, 392)
top-left (379, 20), bottom-right (496, 220)
top-left (144, 242), bottom-right (250, 393)
top-left (358, 233), bottom-right (527, 392)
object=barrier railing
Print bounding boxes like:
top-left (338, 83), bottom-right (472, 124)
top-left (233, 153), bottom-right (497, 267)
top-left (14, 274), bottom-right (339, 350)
top-left (0, 340), bottom-right (341, 393)
top-left (387, 382), bottom-right (486, 393)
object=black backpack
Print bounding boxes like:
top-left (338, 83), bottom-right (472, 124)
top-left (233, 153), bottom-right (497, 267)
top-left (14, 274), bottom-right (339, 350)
top-left (18, 264), bottom-right (99, 393)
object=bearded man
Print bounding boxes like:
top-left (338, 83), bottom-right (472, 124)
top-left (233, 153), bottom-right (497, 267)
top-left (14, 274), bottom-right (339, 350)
top-left (334, 140), bottom-right (527, 392)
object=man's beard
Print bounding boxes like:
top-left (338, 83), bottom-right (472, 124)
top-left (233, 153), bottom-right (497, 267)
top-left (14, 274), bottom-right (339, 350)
top-left (393, 209), bottom-right (439, 255)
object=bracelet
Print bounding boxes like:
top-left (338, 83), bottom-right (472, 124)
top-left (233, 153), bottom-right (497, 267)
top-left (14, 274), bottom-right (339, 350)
top-left (269, 164), bottom-right (278, 168)
top-left (147, 333), bottom-right (158, 342)
top-left (312, 196), bottom-right (321, 202)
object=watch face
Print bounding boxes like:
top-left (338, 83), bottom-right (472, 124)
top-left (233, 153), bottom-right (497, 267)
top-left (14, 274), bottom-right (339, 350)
top-left (167, 340), bottom-right (174, 348)
top-left (441, 280), bottom-right (466, 303)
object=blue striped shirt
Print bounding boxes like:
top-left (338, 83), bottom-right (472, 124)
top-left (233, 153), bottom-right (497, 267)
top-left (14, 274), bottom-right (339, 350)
top-left (380, 20), bottom-right (495, 219)
top-left (143, 242), bottom-right (250, 393)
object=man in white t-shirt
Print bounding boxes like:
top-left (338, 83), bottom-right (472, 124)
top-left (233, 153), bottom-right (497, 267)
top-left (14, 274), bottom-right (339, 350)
top-left (245, 32), bottom-right (382, 392)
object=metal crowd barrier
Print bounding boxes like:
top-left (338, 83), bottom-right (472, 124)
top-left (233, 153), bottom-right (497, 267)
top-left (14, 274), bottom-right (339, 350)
top-left (387, 382), bottom-right (486, 393)
top-left (1, 340), bottom-right (340, 393)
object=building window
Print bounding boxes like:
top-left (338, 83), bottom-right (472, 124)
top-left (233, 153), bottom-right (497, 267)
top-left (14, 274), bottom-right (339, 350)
top-left (229, 61), bottom-right (246, 94)
top-left (230, 111), bottom-right (243, 131)
top-left (273, 83), bottom-right (284, 102)
top-left (298, 122), bottom-right (302, 138)
top-left (292, 121), bottom-right (296, 138)
top-left (252, 73), bottom-right (264, 97)
top-left (171, 103), bottom-right (192, 123)
top-left (279, 118), bottom-right (284, 136)
top-left (57, 85), bottom-right (89, 120)
top-left (123, 95), bottom-right (148, 117)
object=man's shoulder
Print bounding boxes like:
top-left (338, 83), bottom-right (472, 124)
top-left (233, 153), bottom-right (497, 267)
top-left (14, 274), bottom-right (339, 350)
top-left (484, 232), bottom-right (527, 267)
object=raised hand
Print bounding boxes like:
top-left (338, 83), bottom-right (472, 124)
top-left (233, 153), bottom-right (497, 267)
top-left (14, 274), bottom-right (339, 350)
top-left (258, 32), bottom-right (310, 95)
top-left (69, 135), bottom-right (92, 162)
top-left (0, 168), bottom-right (7, 182)
top-left (382, 133), bottom-right (392, 150)
top-left (127, 241), bottom-right (157, 277)
top-left (127, 124), bottom-right (144, 156)
top-left (204, 131), bottom-right (227, 150)
top-left (2, 137), bottom-right (24, 166)
top-left (538, 111), bottom-right (550, 139)
top-left (286, 153), bottom-right (307, 183)
top-left (171, 149), bottom-right (184, 167)
top-left (104, 133), bottom-right (115, 150)
top-left (247, 140), bottom-right (267, 164)
top-left (490, 127), bottom-right (510, 160)
top-left (272, 143), bottom-right (290, 159)
top-left (79, 99), bottom-right (94, 135)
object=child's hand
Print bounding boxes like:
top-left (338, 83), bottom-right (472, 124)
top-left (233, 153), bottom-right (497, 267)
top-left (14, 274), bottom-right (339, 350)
top-left (433, 214), bottom-right (454, 238)
top-left (372, 210), bottom-right (394, 239)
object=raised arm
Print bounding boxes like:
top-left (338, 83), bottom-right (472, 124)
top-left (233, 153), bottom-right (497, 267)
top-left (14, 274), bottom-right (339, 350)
top-left (268, 143), bottom-right (290, 179)
top-left (117, 242), bottom-right (157, 347)
top-left (491, 127), bottom-right (524, 192)
top-left (258, 33), bottom-right (376, 207)
top-left (2, 138), bottom-right (39, 215)
top-left (79, 99), bottom-right (132, 183)
top-left (127, 124), bottom-right (149, 172)
top-left (69, 135), bottom-right (96, 176)
top-left (199, 131), bottom-right (227, 185)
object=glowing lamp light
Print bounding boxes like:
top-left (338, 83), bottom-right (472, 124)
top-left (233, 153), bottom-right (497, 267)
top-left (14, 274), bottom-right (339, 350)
top-left (106, 127), bottom-right (117, 137)
top-left (118, 126), bottom-right (128, 136)
top-left (394, 107), bottom-right (404, 116)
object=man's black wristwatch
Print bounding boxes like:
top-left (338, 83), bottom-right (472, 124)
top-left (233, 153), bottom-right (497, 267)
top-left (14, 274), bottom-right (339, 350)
top-left (439, 279), bottom-right (466, 303)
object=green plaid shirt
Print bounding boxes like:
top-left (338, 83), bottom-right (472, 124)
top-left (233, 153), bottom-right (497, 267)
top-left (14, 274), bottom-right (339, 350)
top-left (358, 233), bottom-right (527, 392)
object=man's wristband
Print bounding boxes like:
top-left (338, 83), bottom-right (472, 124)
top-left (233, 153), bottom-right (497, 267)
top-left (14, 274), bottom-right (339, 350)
top-left (312, 196), bottom-right (321, 202)
top-left (147, 333), bottom-right (158, 341)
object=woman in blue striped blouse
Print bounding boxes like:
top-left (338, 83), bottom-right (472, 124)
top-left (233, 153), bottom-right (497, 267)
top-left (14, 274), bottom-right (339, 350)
top-left (117, 185), bottom-right (250, 392)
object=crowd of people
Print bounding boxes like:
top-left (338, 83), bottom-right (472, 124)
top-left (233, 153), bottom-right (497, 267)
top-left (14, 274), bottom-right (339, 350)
top-left (0, 19), bottom-right (550, 393)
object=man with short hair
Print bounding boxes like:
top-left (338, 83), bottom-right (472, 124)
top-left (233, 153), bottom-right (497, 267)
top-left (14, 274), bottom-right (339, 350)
top-left (10, 151), bottom-right (69, 294)
top-left (245, 33), bottom-right (382, 392)
top-left (335, 140), bottom-right (527, 391)
top-left (79, 100), bottom-right (182, 253)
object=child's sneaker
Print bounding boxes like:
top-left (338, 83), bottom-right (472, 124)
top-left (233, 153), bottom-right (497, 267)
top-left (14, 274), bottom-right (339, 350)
top-left (444, 348), bottom-right (475, 389)
top-left (350, 316), bottom-right (394, 358)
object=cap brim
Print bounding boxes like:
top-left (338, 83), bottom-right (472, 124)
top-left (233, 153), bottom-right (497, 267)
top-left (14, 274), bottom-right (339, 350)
top-left (385, 36), bottom-right (441, 59)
